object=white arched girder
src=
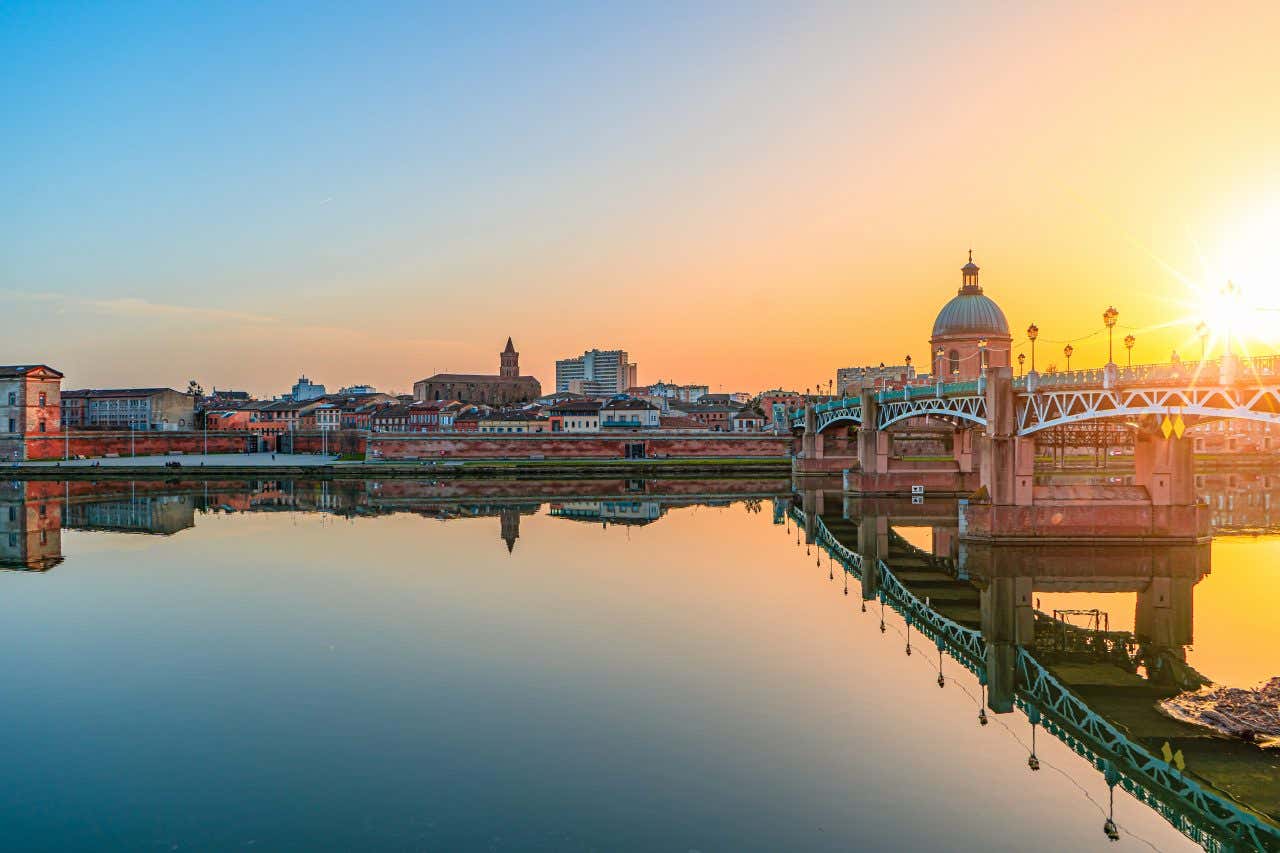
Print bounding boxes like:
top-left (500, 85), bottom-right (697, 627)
top-left (1016, 385), bottom-right (1280, 435)
top-left (791, 381), bottom-right (1280, 437)
top-left (878, 396), bottom-right (987, 431)
top-left (815, 408), bottom-right (862, 433)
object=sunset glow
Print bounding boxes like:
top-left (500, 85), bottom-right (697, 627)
top-left (2, 3), bottom-right (1279, 394)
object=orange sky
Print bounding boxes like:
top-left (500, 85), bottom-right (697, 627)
top-left (4, 3), bottom-right (1279, 395)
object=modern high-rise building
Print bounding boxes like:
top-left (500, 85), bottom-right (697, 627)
top-left (555, 349), bottom-right (637, 396)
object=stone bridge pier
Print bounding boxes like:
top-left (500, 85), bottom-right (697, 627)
top-left (846, 388), bottom-right (981, 495)
top-left (962, 367), bottom-right (1208, 543)
top-left (794, 405), bottom-right (860, 477)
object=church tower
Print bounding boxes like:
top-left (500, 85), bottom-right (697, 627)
top-left (500, 337), bottom-right (519, 379)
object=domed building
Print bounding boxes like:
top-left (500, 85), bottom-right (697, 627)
top-left (929, 253), bottom-right (1012, 381)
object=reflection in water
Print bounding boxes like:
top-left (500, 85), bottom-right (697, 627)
top-left (804, 487), bottom-right (1280, 851)
top-left (0, 476), bottom-right (1276, 851)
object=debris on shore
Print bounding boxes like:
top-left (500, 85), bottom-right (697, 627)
top-left (1161, 677), bottom-right (1280, 748)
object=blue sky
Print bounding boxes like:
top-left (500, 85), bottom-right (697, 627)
top-left (4, 2), bottom-right (1278, 393)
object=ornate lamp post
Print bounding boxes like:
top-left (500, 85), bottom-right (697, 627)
top-left (1103, 306), bottom-right (1119, 364)
top-left (1063, 343), bottom-right (1074, 372)
top-left (1017, 352), bottom-right (1026, 376)
top-left (1124, 334), bottom-right (1136, 367)
top-left (1196, 321), bottom-right (1209, 362)
top-left (935, 346), bottom-right (945, 378)
top-left (978, 338), bottom-right (989, 374)
top-left (904, 354), bottom-right (913, 385)
top-left (1027, 323), bottom-right (1039, 372)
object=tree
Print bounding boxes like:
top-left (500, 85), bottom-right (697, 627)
top-left (187, 380), bottom-right (203, 398)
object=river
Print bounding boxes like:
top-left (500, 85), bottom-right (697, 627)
top-left (0, 478), bottom-right (1275, 851)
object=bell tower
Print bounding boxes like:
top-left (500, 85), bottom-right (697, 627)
top-left (961, 249), bottom-right (981, 293)
top-left (500, 337), bottom-right (519, 378)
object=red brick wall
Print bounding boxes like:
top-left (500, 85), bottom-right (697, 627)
top-left (369, 433), bottom-right (791, 460)
top-left (23, 431), bottom-right (253, 460)
top-left (288, 431), bottom-right (366, 455)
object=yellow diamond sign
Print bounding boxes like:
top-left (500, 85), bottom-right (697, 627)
top-left (1173, 414), bottom-right (1186, 439)
top-left (1161, 417), bottom-right (1174, 438)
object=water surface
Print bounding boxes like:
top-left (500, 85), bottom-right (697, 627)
top-left (1, 480), bottom-right (1262, 850)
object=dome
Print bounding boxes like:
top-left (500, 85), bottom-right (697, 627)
top-left (932, 291), bottom-right (1010, 338)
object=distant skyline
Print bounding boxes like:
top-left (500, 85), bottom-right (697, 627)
top-left (4, 2), bottom-right (1279, 394)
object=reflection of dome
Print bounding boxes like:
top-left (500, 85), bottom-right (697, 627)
top-left (932, 291), bottom-right (1010, 338)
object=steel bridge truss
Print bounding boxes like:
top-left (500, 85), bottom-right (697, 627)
top-left (1017, 385), bottom-right (1280, 435)
top-left (878, 394), bottom-right (988, 430)
top-left (796, 383), bottom-right (1280, 440)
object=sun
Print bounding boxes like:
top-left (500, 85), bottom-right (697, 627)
top-left (1166, 203), bottom-right (1280, 358)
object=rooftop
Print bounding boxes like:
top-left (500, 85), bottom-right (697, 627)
top-left (0, 364), bottom-right (63, 379)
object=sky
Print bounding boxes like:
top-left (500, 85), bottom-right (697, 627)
top-left (3, 1), bottom-right (1280, 396)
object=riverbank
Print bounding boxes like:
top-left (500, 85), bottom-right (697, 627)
top-left (5, 456), bottom-right (793, 481)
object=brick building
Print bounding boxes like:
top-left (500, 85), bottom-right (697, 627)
top-left (1, 365), bottom-right (63, 462)
top-left (414, 339), bottom-right (541, 405)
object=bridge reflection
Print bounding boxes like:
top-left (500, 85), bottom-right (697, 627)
top-left (789, 484), bottom-right (1279, 851)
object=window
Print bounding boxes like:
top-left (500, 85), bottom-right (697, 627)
top-left (6, 418), bottom-right (13, 433)
top-left (949, 350), bottom-right (961, 376)
top-left (6, 392), bottom-right (14, 405)
top-left (38, 392), bottom-right (46, 406)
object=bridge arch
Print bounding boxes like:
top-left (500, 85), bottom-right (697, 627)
top-left (877, 395), bottom-right (988, 431)
top-left (1016, 386), bottom-right (1280, 436)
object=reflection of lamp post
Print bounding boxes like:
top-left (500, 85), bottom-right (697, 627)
top-left (1027, 324), bottom-right (1039, 372)
top-left (1196, 321), bottom-right (1209, 362)
top-left (978, 338), bottom-right (989, 374)
top-left (1063, 344), bottom-right (1074, 372)
top-left (1124, 334), bottom-right (1136, 367)
top-left (1017, 352), bottom-right (1026, 376)
top-left (1103, 306), bottom-right (1119, 364)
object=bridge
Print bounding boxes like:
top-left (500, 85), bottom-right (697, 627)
top-left (789, 353), bottom-right (1280, 542)
top-left (793, 355), bottom-right (1280, 435)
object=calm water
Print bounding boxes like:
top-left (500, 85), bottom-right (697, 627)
top-left (0, 479), bottom-right (1273, 851)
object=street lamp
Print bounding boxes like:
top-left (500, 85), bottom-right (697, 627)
top-left (904, 354), bottom-right (913, 384)
top-left (978, 338), bottom-right (989, 374)
top-left (1027, 324), bottom-right (1040, 372)
top-left (1103, 306), bottom-right (1119, 364)
top-left (935, 347), bottom-right (945, 377)
top-left (1196, 321), bottom-right (1209, 362)
top-left (1017, 352), bottom-right (1026, 376)
top-left (1124, 334), bottom-right (1136, 367)
top-left (1063, 344), bottom-right (1074, 373)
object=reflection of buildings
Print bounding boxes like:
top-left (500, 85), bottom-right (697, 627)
top-left (0, 481), bottom-right (63, 571)
top-left (63, 495), bottom-right (196, 535)
top-left (0, 478), bottom-right (790, 566)
top-left (1195, 471), bottom-right (1280, 532)
top-left (549, 500), bottom-right (664, 525)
